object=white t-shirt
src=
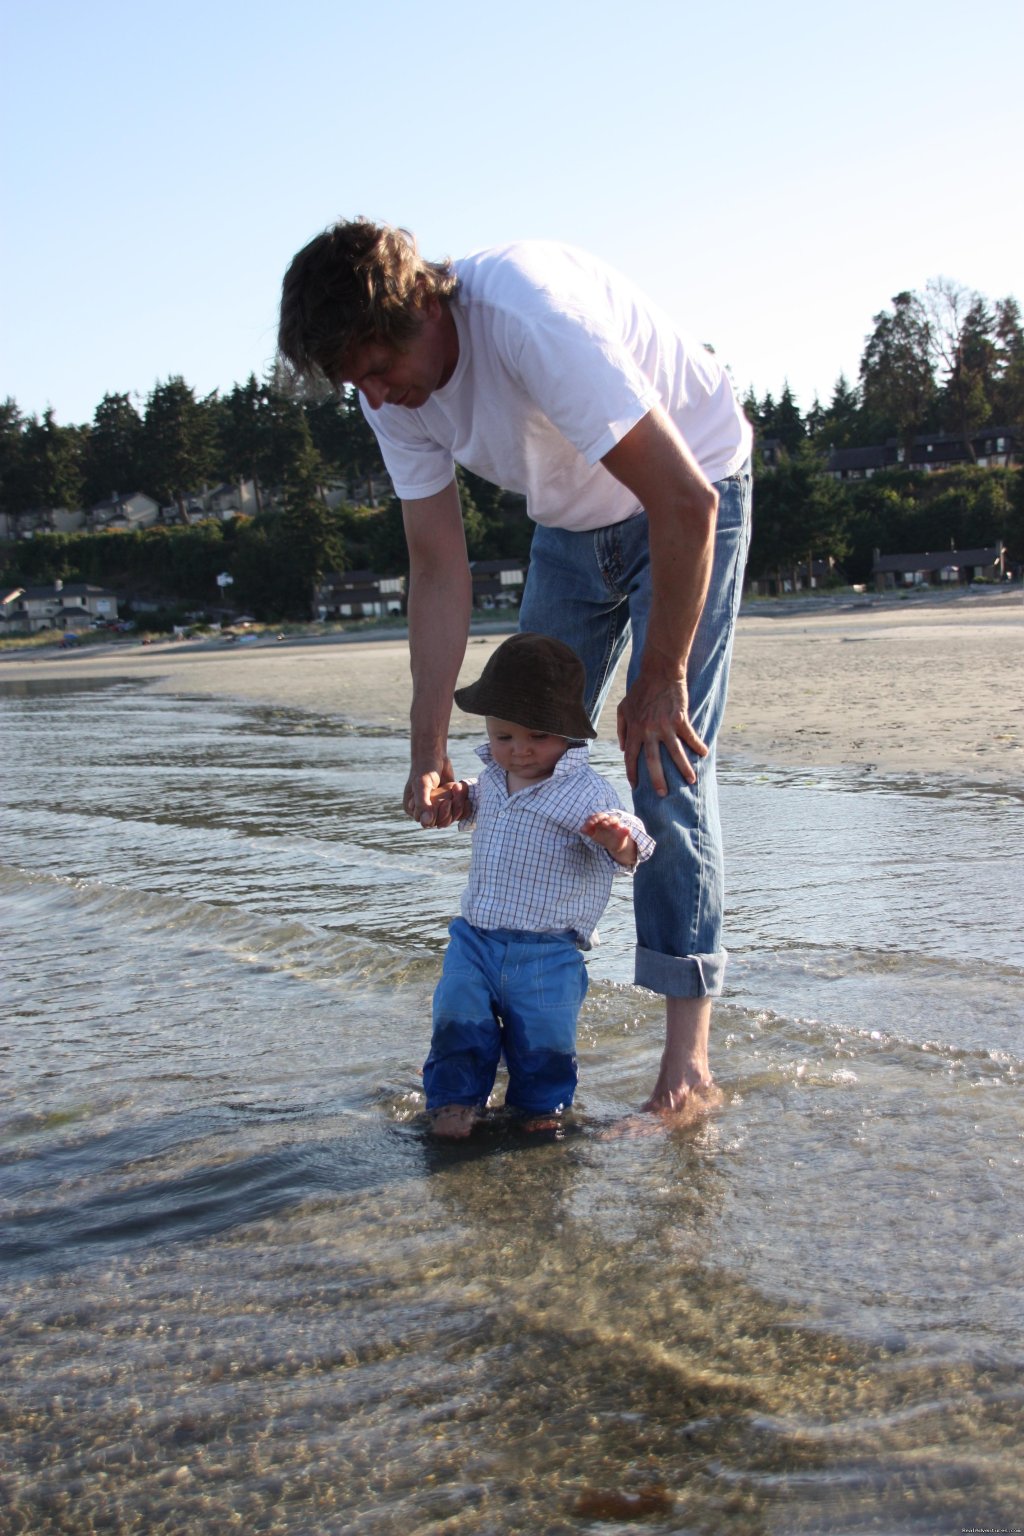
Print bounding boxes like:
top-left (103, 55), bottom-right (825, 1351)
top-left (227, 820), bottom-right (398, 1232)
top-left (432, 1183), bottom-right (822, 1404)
top-left (362, 240), bottom-right (753, 532)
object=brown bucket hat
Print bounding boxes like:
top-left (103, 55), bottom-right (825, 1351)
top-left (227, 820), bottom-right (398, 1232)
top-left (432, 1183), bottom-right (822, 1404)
top-left (454, 633), bottom-right (596, 740)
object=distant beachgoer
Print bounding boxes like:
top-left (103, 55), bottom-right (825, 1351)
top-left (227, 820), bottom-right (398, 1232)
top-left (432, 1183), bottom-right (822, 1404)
top-left (278, 220), bottom-right (752, 1118)
top-left (423, 634), bottom-right (653, 1137)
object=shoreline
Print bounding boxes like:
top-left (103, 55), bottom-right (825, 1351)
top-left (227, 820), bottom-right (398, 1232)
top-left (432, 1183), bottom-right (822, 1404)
top-left (3, 588), bottom-right (1021, 789)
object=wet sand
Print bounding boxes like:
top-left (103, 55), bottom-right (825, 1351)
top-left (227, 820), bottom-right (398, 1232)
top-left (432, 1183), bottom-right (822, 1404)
top-left (3, 589), bottom-right (1022, 786)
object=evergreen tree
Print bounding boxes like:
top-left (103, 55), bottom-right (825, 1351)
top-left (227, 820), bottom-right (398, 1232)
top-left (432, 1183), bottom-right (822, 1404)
top-left (364, 498), bottom-right (410, 575)
top-left (258, 384), bottom-right (320, 494)
top-left (224, 393), bottom-right (344, 619)
top-left (993, 297), bottom-right (1024, 432)
top-left (925, 278), bottom-right (996, 457)
top-left (747, 442), bottom-right (849, 590)
top-left (810, 374), bottom-right (863, 450)
top-left (767, 382), bottom-right (805, 452)
top-left (455, 466), bottom-right (522, 560)
top-left (84, 392), bottom-right (144, 507)
top-left (216, 375), bottom-right (269, 513)
top-left (143, 377), bottom-right (216, 520)
top-left (859, 291), bottom-right (937, 459)
top-left (304, 393), bottom-right (351, 480)
top-left (18, 409), bottom-right (86, 521)
top-left (803, 394), bottom-right (826, 440)
top-left (740, 386), bottom-right (761, 433)
top-left (331, 387), bottom-right (387, 505)
top-left (280, 435), bottom-right (345, 618)
top-left (0, 398), bottom-right (27, 531)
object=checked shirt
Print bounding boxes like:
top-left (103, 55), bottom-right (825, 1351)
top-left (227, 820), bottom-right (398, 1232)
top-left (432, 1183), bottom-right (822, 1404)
top-left (458, 744), bottom-right (655, 949)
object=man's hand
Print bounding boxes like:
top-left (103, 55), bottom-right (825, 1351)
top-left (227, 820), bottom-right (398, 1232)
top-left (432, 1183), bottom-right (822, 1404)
top-left (400, 480), bottom-right (473, 826)
top-left (600, 408), bottom-right (718, 795)
top-left (404, 758), bottom-right (457, 827)
top-left (616, 666), bottom-right (707, 793)
top-left (424, 778), bottom-right (472, 827)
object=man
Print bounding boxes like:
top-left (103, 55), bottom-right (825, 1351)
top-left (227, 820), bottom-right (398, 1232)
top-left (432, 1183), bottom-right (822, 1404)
top-left (278, 219), bottom-right (753, 1117)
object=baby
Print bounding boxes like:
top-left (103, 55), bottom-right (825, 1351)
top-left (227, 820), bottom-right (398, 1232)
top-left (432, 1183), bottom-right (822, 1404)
top-left (423, 633), bottom-right (654, 1137)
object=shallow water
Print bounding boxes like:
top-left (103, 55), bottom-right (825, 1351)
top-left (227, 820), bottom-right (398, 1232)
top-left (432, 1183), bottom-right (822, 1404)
top-left (1, 677), bottom-right (1021, 1534)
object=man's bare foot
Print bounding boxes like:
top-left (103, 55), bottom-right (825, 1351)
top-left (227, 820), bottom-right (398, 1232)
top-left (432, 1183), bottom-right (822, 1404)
top-left (430, 1104), bottom-right (478, 1139)
top-left (638, 997), bottom-right (717, 1119)
top-left (600, 1082), bottom-right (722, 1140)
top-left (641, 1078), bottom-right (723, 1122)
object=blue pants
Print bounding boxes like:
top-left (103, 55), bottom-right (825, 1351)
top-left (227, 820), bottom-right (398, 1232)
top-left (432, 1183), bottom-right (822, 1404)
top-left (519, 467), bottom-right (752, 998)
top-left (425, 919), bottom-right (586, 1114)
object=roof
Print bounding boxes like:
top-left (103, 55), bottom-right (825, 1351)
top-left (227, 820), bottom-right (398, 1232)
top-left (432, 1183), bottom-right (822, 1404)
top-left (90, 491), bottom-right (155, 512)
top-left (829, 427), bottom-right (1018, 475)
top-left (872, 546), bottom-right (1003, 574)
top-left (827, 445), bottom-right (898, 472)
top-left (469, 559), bottom-right (528, 574)
top-left (18, 583), bottom-right (117, 599)
top-left (319, 572), bottom-right (392, 592)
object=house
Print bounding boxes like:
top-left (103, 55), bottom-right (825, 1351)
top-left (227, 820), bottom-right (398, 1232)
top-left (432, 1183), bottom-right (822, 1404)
top-left (204, 480), bottom-right (258, 519)
top-left (747, 558), bottom-right (840, 598)
top-left (51, 507), bottom-right (86, 534)
top-left (316, 570), bottom-right (406, 619)
top-left (343, 472), bottom-right (394, 508)
top-left (0, 505), bottom-right (82, 539)
top-left (469, 559), bottom-right (528, 609)
top-left (971, 431), bottom-right (1017, 469)
top-left (825, 444), bottom-right (899, 481)
top-left (89, 491), bottom-right (160, 531)
top-left (1, 581), bottom-right (120, 633)
top-left (827, 429), bottom-right (1018, 481)
top-left (871, 544), bottom-right (1006, 591)
top-left (1, 588), bottom-right (25, 627)
top-left (904, 429), bottom-right (1017, 472)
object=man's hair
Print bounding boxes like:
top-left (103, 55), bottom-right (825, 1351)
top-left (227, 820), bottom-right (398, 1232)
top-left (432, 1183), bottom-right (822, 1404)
top-left (277, 218), bottom-right (458, 386)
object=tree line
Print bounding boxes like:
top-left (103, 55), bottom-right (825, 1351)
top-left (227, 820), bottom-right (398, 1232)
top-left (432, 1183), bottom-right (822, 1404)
top-left (0, 372), bottom-right (388, 525)
top-left (739, 277), bottom-right (1023, 589)
top-left (0, 372), bottom-right (532, 620)
top-left (746, 279), bottom-right (1023, 461)
top-left (1, 275), bottom-right (1021, 620)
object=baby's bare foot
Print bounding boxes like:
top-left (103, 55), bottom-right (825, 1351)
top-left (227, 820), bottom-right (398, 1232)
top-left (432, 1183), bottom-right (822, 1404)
top-left (518, 1113), bottom-right (563, 1133)
top-left (430, 1104), bottom-right (478, 1139)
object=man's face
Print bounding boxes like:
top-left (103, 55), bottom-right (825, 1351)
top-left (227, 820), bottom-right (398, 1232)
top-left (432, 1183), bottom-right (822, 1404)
top-left (340, 297), bottom-right (455, 411)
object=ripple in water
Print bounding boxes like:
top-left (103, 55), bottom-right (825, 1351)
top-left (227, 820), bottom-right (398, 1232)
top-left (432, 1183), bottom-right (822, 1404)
top-left (1, 679), bottom-right (1021, 1532)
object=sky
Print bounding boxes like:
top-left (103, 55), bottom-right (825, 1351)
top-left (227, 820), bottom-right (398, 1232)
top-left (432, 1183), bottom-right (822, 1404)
top-left (2, 0), bottom-right (1022, 428)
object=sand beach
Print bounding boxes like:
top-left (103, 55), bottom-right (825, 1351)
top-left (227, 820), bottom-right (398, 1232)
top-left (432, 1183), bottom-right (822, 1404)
top-left (4, 586), bottom-right (1021, 787)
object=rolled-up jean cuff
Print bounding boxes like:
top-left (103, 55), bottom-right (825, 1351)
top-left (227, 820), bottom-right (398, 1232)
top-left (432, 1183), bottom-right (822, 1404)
top-left (634, 947), bottom-right (728, 999)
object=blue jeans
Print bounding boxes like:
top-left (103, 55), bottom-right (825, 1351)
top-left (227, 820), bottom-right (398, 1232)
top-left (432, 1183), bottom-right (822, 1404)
top-left (519, 466), bottom-right (752, 998)
top-left (425, 919), bottom-right (586, 1113)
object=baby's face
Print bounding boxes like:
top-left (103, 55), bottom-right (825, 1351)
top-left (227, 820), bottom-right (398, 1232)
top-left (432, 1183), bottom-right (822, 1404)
top-left (485, 717), bottom-right (569, 783)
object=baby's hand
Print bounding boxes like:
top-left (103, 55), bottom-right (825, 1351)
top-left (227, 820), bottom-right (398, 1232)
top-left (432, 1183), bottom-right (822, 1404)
top-left (582, 811), bottom-right (638, 867)
top-left (423, 780), bottom-right (472, 828)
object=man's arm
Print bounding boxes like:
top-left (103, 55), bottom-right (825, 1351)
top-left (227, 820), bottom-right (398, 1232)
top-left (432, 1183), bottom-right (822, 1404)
top-left (401, 478), bottom-right (473, 826)
top-left (600, 406), bottom-right (718, 794)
